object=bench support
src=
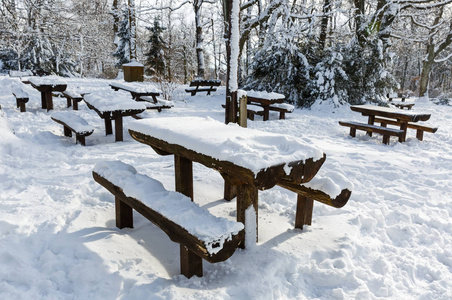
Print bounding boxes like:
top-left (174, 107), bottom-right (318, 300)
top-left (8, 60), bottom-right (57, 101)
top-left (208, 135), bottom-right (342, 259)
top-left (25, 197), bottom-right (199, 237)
top-left (116, 196), bottom-right (133, 228)
top-left (295, 195), bottom-right (313, 229)
top-left (174, 155), bottom-right (202, 278)
top-left (237, 184), bottom-right (258, 246)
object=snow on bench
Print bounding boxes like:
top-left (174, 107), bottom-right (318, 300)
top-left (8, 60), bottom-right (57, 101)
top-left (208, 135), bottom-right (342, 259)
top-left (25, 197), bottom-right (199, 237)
top-left (92, 160), bottom-right (244, 278)
top-left (139, 96), bottom-right (174, 112)
top-left (11, 86), bottom-right (29, 112)
top-left (51, 111), bottom-right (94, 146)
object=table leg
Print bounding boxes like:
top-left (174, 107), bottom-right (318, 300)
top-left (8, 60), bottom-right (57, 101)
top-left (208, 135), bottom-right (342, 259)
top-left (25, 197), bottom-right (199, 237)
top-left (237, 184), bottom-right (258, 247)
top-left (367, 115), bottom-right (375, 136)
top-left (295, 195), bottom-right (313, 230)
top-left (175, 155), bottom-right (193, 200)
top-left (104, 116), bottom-right (113, 135)
top-left (263, 105), bottom-right (270, 121)
top-left (73, 100), bottom-right (79, 110)
top-left (114, 115), bottom-right (123, 142)
top-left (45, 91), bottom-right (53, 111)
top-left (174, 155), bottom-right (201, 277)
top-left (399, 123), bottom-right (408, 142)
top-left (41, 92), bottom-right (47, 109)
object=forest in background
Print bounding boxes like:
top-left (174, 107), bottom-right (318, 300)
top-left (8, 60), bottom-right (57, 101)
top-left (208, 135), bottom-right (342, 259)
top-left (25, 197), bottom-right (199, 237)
top-left (0, 0), bottom-right (451, 107)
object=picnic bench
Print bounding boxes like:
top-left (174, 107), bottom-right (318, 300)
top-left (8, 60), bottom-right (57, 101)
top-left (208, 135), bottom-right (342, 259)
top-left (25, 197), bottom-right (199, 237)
top-left (11, 86), bottom-right (29, 112)
top-left (139, 96), bottom-right (174, 112)
top-left (185, 79), bottom-right (221, 96)
top-left (51, 111), bottom-right (94, 146)
top-left (110, 81), bottom-right (161, 102)
top-left (246, 91), bottom-right (293, 120)
top-left (339, 105), bottom-right (433, 144)
top-left (391, 103), bottom-right (415, 110)
top-left (373, 117), bottom-right (438, 141)
top-left (60, 90), bottom-right (84, 110)
top-left (128, 117), bottom-right (351, 245)
top-left (84, 92), bottom-right (146, 142)
top-left (92, 161), bottom-right (244, 278)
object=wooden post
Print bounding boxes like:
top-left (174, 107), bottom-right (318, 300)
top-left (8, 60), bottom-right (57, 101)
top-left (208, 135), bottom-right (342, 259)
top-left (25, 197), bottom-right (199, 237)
top-left (238, 93), bottom-right (247, 128)
top-left (236, 184), bottom-right (258, 247)
top-left (174, 155), bottom-right (201, 278)
top-left (295, 195), bottom-right (314, 230)
top-left (115, 196), bottom-right (133, 228)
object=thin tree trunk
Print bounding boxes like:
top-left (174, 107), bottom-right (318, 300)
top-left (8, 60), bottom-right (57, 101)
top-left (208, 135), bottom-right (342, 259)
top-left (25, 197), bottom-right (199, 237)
top-left (194, 0), bottom-right (205, 78)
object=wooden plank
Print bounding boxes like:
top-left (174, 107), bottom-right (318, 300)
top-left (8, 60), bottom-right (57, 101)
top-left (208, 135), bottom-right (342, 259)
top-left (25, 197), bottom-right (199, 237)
top-left (92, 172), bottom-right (244, 263)
top-left (129, 130), bottom-right (325, 190)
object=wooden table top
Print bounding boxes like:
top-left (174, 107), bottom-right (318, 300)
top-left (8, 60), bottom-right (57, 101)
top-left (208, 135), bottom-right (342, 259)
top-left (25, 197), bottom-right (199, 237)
top-left (351, 105), bottom-right (431, 122)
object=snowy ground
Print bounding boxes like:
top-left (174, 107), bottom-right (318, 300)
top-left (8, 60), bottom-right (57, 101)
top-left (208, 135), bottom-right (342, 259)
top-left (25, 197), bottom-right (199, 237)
top-left (0, 76), bottom-right (451, 300)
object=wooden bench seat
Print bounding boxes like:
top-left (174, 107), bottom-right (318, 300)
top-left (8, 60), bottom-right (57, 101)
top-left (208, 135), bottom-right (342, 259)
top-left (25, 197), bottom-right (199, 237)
top-left (12, 87), bottom-right (29, 112)
top-left (92, 161), bottom-right (244, 278)
top-left (51, 111), bottom-right (94, 146)
top-left (61, 90), bottom-right (84, 110)
top-left (391, 103), bottom-right (415, 110)
top-left (374, 117), bottom-right (438, 141)
top-left (222, 104), bottom-right (264, 121)
top-left (339, 121), bottom-right (404, 144)
top-left (139, 96), bottom-right (174, 112)
top-left (268, 103), bottom-right (294, 119)
top-left (186, 79), bottom-right (221, 96)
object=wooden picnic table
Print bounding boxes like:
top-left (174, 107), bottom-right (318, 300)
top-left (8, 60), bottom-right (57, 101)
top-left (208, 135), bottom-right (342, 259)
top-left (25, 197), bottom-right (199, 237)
top-left (110, 81), bottom-right (161, 102)
top-left (28, 77), bottom-right (67, 111)
top-left (128, 117), bottom-right (351, 246)
top-left (350, 105), bottom-right (431, 142)
top-left (246, 90), bottom-right (286, 121)
top-left (84, 92), bottom-right (146, 142)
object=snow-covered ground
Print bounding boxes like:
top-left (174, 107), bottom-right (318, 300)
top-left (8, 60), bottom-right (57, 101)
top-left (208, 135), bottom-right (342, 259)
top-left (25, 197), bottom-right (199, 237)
top-left (0, 76), bottom-right (451, 299)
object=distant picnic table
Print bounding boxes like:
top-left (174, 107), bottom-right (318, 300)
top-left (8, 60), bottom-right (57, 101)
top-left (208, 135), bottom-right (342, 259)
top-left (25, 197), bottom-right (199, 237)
top-left (109, 81), bottom-right (161, 102)
top-left (185, 79), bottom-right (221, 96)
top-left (339, 104), bottom-right (436, 143)
top-left (84, 92), bottom-right (146, 142)
top-left (28, 77), bottom-right (67, 111)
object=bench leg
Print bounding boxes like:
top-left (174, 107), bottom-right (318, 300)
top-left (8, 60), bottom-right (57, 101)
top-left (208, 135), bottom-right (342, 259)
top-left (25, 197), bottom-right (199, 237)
top-left (295, 195), bottom-right (313, 230)
top-left (19, 102), bottom-right (26, 112)
top-left (41, 93), bottom-right (47, 109)
top-left (73, 100), bottom-right (79, 110)
top-left (416, 129), bottom-right (424, 141)
top-left (180, 245), bottom-right (203, 278)
top-left (115, 196), bottom-right (133, 229)
top-left (279, 112), bottom-right (286, 120)
top-left (382, 135), bottom-right (390, 145)
top-left (63, 126), bottom-right (72, 137)
top-left (263, 107), bottom-right (270, 121)
top-left (16, 99), bottom-right (20, 108)
top-left (67, 98), bottom-right (72, 108)
top-left (76, 135), bottom-right (86, 146)
top-left (237, 184), bottom-right (258, 247)
top-left (349, 128), bottom-right (356, 137)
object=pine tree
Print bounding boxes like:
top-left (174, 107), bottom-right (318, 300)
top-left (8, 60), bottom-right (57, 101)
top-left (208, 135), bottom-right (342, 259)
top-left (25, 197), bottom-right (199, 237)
top-left (112, 6), bottom-right (131, 68)
top-left (145, 18), bottom-right (166, 79)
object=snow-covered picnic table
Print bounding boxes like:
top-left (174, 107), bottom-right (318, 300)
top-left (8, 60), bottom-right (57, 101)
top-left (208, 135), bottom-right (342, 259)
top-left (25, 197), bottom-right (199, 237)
top-left (128, 116), bottom-right (352, 245)
top-left (84, 91), bottom-right (146, 142)
top-left (28, 76), bottom-right (67, 111)
top-left (109, 81), bottom-right (161, 102)
top-left (245, 90), bottom-right (293, 120)
top-left (348, 104), bottom-right (433, 142)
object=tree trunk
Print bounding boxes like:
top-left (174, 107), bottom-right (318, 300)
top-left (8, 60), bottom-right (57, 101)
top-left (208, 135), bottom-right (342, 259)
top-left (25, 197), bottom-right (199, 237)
top-left (194, 0), bottom-right (205, 78)
top-left (419, 43), bottom-right (435, 97)
top-left (319, 0), bottom-right (330, 51)
top-left (128, 0), bottom-right (137, 61)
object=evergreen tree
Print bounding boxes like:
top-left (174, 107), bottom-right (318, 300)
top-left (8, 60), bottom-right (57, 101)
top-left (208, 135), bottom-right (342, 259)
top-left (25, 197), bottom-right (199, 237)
top-left (145, 18), bottom-right (166, 79)
top-left (112, 6), bottom-right (131, 68)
